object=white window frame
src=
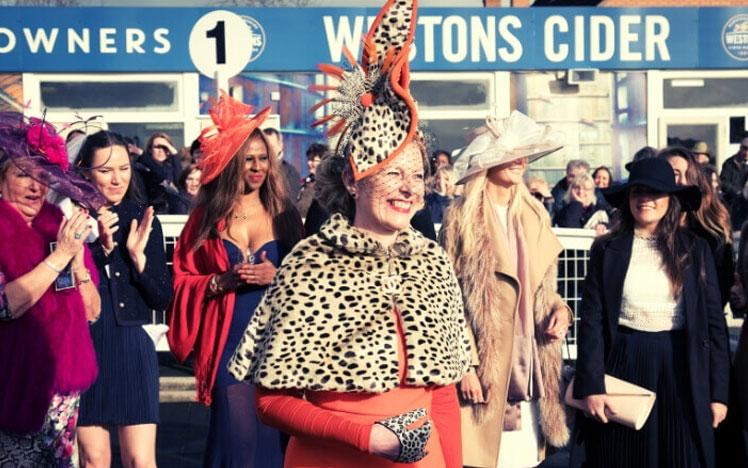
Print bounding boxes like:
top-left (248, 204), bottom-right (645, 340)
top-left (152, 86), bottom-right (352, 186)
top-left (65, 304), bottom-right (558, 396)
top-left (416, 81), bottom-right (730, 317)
top-left (411, 71), bottom-right (510, 121)
top-left (23, 72), bottom-right (201, 142)
top-left (648, 70), bottom-right (748, 161)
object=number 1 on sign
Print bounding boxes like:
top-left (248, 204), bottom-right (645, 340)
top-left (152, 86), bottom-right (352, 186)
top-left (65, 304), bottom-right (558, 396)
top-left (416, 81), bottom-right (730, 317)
top-left (206, 20), bottom-right (226, 65)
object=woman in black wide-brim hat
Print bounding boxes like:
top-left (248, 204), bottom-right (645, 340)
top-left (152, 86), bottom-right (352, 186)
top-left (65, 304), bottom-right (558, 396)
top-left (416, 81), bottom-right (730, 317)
top-left (570, 157), bottom-right (730, 468)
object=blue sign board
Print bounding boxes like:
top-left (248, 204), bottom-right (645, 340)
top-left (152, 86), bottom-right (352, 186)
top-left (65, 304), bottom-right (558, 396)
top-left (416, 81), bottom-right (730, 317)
top-left (0, 7), bottom-right (747, 72)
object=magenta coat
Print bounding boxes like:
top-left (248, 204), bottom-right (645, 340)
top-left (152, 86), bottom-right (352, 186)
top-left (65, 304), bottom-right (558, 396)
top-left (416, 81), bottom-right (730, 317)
top-left (0, 200), bottom-right (98, 434)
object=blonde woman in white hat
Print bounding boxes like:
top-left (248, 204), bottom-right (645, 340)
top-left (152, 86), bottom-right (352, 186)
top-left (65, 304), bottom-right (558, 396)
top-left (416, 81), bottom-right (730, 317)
top-left (441, 112), bottom-right (572, 468)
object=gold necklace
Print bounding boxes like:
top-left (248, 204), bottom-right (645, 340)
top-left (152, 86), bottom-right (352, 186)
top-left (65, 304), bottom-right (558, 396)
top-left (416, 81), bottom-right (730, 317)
top-left (231, 202), bottom-right (262, 221)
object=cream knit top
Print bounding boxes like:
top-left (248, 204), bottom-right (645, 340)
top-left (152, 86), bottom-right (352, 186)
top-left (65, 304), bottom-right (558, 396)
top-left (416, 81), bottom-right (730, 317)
top-left (618, 235), bottom-right (685, 331)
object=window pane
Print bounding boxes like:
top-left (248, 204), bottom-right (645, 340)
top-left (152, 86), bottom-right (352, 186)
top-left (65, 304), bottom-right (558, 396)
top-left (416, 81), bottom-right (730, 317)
top-left (40, 81), bottom-right (179, 111)
top-left (664, 78), bottom-right (748, 109)
top-left (108, 123), bottom-right (184, 153)
top-left (420, 119), bottom-right (485, 155)
top-left (411, 80), bottom-right (490, 109)
top-left (665, 124), bottom-right (717, 156)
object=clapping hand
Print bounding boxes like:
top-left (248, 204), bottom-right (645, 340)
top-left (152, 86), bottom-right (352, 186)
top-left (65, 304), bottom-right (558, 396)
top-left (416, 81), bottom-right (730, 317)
top-left (127, 206), bottom-right (154, 273)
top-left (56, 208), bottom-right (92, 261)
top-left (97, 207), bottom-right (120, 254)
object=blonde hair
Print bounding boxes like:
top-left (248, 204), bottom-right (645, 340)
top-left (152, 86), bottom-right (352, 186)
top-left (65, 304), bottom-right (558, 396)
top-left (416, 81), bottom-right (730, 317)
top-left (445, 170), bottom-right (548, 258)
top-left (563, 173), bottom-right (597, 205)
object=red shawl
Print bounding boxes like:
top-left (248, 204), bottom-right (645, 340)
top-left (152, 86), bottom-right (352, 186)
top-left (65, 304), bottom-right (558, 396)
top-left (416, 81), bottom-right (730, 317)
top-left (0, 200), bottom-right (98, 433)
top-left (167, 207), bottom-right (234, 405)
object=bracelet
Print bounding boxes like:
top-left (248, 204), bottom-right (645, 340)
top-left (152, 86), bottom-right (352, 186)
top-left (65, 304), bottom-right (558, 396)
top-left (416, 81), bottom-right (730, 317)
top-left (209, 274), bottom-right (224, 295)
top-left (43, 260), bottom-right (63, 274)
top-left (75, 269), bottom-right (92, 286)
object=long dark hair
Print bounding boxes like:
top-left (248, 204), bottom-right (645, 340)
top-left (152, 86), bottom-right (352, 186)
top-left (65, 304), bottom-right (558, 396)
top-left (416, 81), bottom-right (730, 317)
top-left (658, 147), bottom-right (732, 246)
top-left (189, 129), bottom-right (302, 251)
top-left (603, 191), bottom-right (694, 295)
top-left (75, 130), bottom-right (144, 205)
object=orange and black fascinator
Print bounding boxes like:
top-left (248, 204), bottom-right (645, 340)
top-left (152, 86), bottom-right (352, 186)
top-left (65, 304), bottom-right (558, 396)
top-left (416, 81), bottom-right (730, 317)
top-left (199, 91), bottom-right (271, 184)
top-left (311, 0), bottom-right (419, 181)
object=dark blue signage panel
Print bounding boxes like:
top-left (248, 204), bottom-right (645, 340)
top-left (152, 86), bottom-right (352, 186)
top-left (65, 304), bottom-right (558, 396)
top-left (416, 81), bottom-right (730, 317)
top-left (0, 7), bottom-right (746, 72)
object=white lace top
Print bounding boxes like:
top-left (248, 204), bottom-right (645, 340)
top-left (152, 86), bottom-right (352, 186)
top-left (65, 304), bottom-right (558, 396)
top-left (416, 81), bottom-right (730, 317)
top-left (618, 235), bottom-right (685, 331)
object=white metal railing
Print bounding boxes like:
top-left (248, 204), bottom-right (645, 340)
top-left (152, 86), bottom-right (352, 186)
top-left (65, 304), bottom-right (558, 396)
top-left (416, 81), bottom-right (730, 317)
top-left (152, 215), bottom-right (596, 357)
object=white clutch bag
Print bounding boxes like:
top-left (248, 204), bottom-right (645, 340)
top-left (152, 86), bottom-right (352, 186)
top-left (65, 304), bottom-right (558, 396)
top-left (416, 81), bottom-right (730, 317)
top-left (564, 374), bottom-right (656, 430)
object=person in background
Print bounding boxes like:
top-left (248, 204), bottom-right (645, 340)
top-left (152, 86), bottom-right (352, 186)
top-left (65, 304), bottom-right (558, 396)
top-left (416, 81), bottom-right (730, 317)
top-left (730, 222), bottom-right (748, 467)
top-left (719, 136), bottom-right (748, 229)
top-left (634, 146), bottom-right (657, 162)
top-left (692, 141), bottom-right (712, 166)
top-left (432, 149), bottom-right (452, 171)
top-left (263, 127), bottom-right (302, 202)
top-left (296, 142), bottom-right (327, 218)
top-left (168, 164), bottom-right (201, 215)
top-left (189, 138), bottom-right (203, 164)
top-left (660, 147), bottom-right (733, 308)
top-left (0, 113), bottom-right (104, 467)
top-left (702, 165), bottom-right (720, 195)
top-left (136, 132), bottom-right (182, 214)
top-left (592, 166), bottom-right (612, 189)
top-left (443, 112), bottom-right (571, 468)
top-left (168, 93), bottom-right (302, 468)
top-left (527, 175), bottom-right (555, 215)
top-left (75, 131), bottom-right (172, 468)
top-left (555, 173), bottom-right (609, 234)
top-left (551, 159), bottom-right (590, 215)
top-left (425, 165), bottom-right (457, 224)
top-left (572, 158), bottom-right (729, 468)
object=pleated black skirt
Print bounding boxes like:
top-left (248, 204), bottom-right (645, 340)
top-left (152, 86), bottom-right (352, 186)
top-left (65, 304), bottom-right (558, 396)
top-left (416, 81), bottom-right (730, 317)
top-left (583, 327), bottom-right (704, 468)
top-left (78, 271), bottom-right (159, 426)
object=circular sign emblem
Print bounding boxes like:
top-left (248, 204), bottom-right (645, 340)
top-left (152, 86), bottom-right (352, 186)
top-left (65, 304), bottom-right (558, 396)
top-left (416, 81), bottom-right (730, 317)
top-left (722, 14), bottom-right (748, 61)
top-left (241, 15), bottom-right (267, 64)
top-left (189, 10), bottom-right (253, 78)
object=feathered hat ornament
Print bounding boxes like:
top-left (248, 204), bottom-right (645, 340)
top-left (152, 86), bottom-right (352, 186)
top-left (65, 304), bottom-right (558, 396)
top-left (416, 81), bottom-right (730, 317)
top-left (310, 0), bottom-right (419, 181)
top-left (0, 111), bottom-right (106, 211)
top-left (199, 91), bottom-right (271, 184)
top-left (452, 111), bottom-right (564, 185)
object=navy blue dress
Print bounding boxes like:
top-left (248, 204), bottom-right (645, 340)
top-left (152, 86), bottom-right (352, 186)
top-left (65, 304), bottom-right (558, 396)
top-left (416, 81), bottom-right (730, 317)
top-left (203, 240), bottom-right (285, 468)
top-left (78, 200), bottom-right (172, 426)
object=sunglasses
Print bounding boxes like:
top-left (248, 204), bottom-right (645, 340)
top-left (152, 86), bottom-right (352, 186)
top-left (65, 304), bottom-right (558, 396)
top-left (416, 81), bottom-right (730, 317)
top-left (152, 145), bottom-right (170, 152)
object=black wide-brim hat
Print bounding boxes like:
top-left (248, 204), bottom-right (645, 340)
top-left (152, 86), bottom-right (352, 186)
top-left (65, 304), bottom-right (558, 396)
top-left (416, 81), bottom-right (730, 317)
top-left (603, 158), bottom-right (701, 211)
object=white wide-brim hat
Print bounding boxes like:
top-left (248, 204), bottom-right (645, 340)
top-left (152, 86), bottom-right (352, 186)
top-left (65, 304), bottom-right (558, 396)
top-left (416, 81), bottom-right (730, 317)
top-left (453, 111), bottom-right (564, 185)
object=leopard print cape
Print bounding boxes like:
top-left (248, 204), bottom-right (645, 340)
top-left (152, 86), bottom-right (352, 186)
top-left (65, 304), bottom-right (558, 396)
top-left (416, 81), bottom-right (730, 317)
top-left (228, 213), bottom-right (472, 392)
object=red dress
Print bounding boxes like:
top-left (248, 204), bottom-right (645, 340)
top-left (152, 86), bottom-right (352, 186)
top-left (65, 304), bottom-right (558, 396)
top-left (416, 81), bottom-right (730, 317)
top-left (257, 312), bottom-right (462, 468)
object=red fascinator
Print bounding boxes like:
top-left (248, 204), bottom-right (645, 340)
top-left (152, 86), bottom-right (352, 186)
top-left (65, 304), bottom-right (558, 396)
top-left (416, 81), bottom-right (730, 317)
top-left (199, 91), bottom-right (271, 184)
top-left (311, 0), bottom-right (419, 181)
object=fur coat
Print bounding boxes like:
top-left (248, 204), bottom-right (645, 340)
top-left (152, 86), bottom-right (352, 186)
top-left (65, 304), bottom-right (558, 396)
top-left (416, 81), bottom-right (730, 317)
top-left (0, 200), bottom-right (98, 433)
top-left (441, 189), bottom-right (570, 468)
top-left (228, 213), bottom-right (472, 392)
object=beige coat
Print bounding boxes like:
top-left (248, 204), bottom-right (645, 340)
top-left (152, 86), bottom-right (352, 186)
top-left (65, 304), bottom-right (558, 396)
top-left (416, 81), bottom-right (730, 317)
top-left (441, 189), bottom-right (570, 468)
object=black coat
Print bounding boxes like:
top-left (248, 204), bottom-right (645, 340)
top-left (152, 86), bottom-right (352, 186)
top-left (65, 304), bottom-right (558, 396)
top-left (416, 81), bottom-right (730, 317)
top-left (135, 153), bottom-right (182, 215)
top-left (573, 230), bottom-right (730, 468)
top-left (553, 200), bottom-right (608, 228)
top-left (90, 200), bottom-right (173, 325)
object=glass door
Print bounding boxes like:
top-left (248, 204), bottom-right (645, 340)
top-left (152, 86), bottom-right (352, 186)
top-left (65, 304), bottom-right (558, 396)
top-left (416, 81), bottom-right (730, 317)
top-left (658, 117), bottom-right (726, 167)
